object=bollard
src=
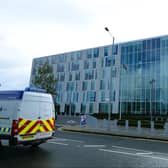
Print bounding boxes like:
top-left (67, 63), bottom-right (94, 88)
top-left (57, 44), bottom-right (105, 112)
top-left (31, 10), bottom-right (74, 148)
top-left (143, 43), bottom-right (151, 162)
top-left (125, 120), bottom-right (129, 129)
top-left (114, 119), bottom-right (118, 129)
top-left (107, 120), bottom-right (111, 131)
top-left (150, 121), bottom-right (154, 132)
top-left (103, 119), bottom-right (107, 130)
top-left (137, 120), bottom-right (141, 132)
top-left (164, 122), bottom-right (168, 134)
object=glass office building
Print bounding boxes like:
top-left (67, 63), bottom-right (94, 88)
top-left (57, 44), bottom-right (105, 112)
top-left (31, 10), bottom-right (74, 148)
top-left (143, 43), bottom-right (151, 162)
top-left (30, 35), bottom-right (168, 116)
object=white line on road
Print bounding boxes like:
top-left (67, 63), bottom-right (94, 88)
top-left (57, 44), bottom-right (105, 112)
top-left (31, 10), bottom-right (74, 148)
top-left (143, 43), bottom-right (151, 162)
top-left (111, 145), bottom-right (152, 153)
top-left (111, 145), bottom-right (168, 157)
top-left (99, 149), bottom-right (168, 161)
top-left (84, 145), bottom-right (106, 148)
top-left (53, 137), bottom-right (84, 143)
top-left (47, 142), bottom-right (69, 146)
top-left (136, 152), bottom-right (153, 155)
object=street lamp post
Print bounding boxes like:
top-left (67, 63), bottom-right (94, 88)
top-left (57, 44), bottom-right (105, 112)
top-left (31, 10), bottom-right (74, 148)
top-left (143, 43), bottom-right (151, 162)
top-left (149, 79), bottom-right (155, 121)
top-left (104, 27), bottom-right (115, 121)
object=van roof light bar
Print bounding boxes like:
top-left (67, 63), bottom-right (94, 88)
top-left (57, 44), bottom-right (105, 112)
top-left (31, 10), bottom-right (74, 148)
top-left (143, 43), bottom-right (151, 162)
top-left (25, 87), bottom-right (47, 93)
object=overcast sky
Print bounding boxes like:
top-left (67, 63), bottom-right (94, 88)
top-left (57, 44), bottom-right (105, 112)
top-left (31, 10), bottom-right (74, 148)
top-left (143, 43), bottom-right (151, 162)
top-left (0, 0), bottom-right (168, 90)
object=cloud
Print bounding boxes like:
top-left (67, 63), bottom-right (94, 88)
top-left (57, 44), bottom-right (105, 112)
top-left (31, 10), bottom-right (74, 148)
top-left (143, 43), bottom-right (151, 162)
top-left (0, 0), bottom-right (168, 90)
top-left (0, 0), bottom-right (94, 27)
top-left (0, 66), bottom-right (30, 90)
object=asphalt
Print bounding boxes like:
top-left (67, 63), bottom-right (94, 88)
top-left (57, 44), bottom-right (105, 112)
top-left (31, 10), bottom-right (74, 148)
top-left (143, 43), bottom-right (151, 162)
top-left (1, 131), bottom-right (168, 168)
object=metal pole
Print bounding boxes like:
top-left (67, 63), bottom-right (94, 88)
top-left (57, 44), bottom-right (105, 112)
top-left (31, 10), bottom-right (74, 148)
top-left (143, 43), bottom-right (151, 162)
top-left (104, 27), bottom-right (115, 121)
top-left (150, 85), bottom-right (152, 121)
top-left (119, 83), bottom-right (122, 120)
top-left (70, 92), bottom-right (71, 116)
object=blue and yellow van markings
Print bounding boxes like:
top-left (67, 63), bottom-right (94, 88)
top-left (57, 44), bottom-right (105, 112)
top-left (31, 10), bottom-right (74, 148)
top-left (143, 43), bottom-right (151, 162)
top-left (0, 127), bottom-right (10, 133)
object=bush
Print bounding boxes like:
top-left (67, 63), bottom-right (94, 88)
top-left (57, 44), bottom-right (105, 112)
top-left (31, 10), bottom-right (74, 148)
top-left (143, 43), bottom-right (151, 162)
top-left (92, 113), bottom-right (108, 119)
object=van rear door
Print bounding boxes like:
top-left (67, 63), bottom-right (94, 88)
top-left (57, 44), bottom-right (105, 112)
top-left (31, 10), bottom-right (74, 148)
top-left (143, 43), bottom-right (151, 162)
top-left (17, 93), bottom-right (40, 141)
top-left (37, 94), bottom-right (54, 139)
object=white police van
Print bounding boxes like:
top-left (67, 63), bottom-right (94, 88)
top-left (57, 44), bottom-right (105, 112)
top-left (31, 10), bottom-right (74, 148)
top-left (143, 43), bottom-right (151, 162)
top-left (0, 87), bottom-right (55, 147)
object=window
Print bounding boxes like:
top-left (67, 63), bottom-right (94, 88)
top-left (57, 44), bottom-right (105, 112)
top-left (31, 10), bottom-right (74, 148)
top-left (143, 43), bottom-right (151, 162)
top-left (105, 57), bottom-right (113, 67)
top-left (59, 54), bottom-right (66, 62)
top-left (99, 103), bottom-right (108, 113)
top-left (87, 91), bottom-right (96, 102)
top-left (93, 61), bottom-right (96, 68)
top-left (60, 73), bottom-right (65, 81)
top-left (100, 80), bottom-right (106, 90)
top-left (71, 62), bottom-right (79, 71)
top-left (82, 81), bottom-right (88, 91)
top-left (71, 53), bottom-right (75, 61)
top-left (66, 82), bottom-right (74, 91)
top-left (56, 82), bottom-right (62, 91)
top-left (101, 91), bottom-right (106, 101)
top-left (113, 45), bottom-right (118, 55)
top-left (75, 72), bottom-right (80, 80)
top-left (69, 72), bottom-right (72, 81)
top-left (56, 92), bottom-right (62, 102)
top-left (102, 69), bottom-right (105, 79)
top-left (89, 103), bottom-right (94, 114)
top-left (85, 70), bottom-right (94, 80)
top-left (104, 47), bottom-right (108, 56)
top-left (93, 48), bottom-right (99, 58)
top-left (81, 104), bottom-right (86, 113)
top-left (113, 91), bottom-right (116, 101)
top-left (84, 60), bottom-right (89, 69)
top-left (83, 92), bottom-right (87, 102)
top-left (66, 92), bottom-right (72, 102)
top-left (112, 68), bottom-right (117, 78)
top-left (95, 70), bottom-right (98, 79)
top-left (73, 92), bottom-right (78, 102)
top-left (77, 52), bottom-right (82, 60)
top-left (91, 80), bottom-right (95, 90)
top-left (51, 55), bottom-right (57, 64)
top-left (87, 49), bottom-right (92, 58)
top-left (57, 64), bottom-right (64, 72)
top-left (101, 58), bottom-right (104, 67)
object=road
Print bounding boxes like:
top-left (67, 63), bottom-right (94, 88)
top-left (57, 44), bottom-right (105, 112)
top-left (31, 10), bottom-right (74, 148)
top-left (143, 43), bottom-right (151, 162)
top-left (1, 131), bottom-right (168, 168)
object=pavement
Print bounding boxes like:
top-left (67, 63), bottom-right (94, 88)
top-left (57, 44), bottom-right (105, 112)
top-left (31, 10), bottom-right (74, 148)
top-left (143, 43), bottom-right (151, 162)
top-left (57, 117), bottom-right (168, 142)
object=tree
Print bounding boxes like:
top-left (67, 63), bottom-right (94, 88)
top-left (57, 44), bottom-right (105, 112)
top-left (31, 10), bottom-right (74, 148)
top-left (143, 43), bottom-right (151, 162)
top-left (32, 61), bottom-right (57, 96)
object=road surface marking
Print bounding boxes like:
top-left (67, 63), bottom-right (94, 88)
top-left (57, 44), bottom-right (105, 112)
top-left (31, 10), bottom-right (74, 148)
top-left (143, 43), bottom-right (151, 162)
top-left (84, 145), bottom-right (106, 148)
top-left (47, 142), bottom-right (68, 146)
top-left (111, 145), bottom-right (168, 157)
top-left (53, 137), bottom-right (84, 143)
top-left (111, 145), bottom-right (151, 153)
top-left (52, 138), bottom-right (67, 141)
top-left (136, 152), bottom-right (153, 155)
top-left (99, 149), bottom-right (168, 161)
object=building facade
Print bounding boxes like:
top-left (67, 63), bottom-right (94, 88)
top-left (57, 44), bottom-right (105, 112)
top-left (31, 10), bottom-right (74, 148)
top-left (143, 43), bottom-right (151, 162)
top-left (30, 35), bottom-right (168, 116)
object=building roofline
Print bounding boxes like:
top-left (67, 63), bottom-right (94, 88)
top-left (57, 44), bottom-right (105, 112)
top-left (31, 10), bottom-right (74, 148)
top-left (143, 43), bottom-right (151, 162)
top-left (33, 34), bottom-right (168, 60)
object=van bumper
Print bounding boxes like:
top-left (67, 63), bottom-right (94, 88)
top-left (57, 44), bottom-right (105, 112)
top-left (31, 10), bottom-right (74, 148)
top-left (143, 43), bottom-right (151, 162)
top-left (0, 136), bottom-right (53, 146)
top-left (0, 131), bottom-right (55, 146)
top-left (18, 137), bottom-right (52, 146)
